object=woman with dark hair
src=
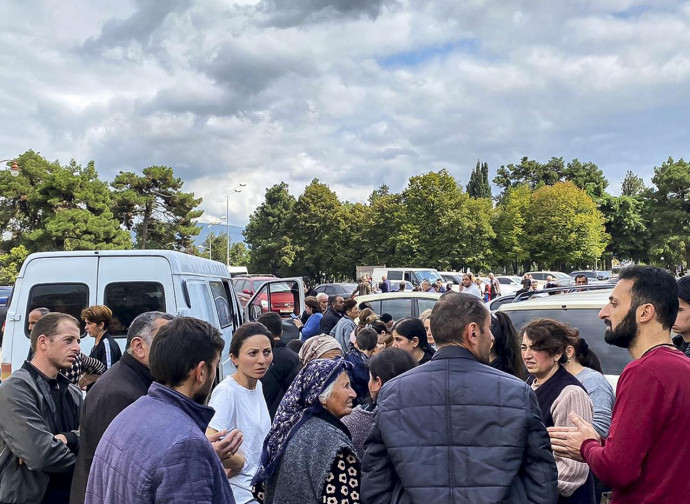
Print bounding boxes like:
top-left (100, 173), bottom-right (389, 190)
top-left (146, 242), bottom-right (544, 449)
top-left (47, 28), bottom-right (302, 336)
top-left (342, 348), bottom-right (417, 458)
top-left (489, 312), bottom-right (526, 379)
top-left (563, 337), bottom-right (614, 439)
top-left (391, 317), bottom-right (435, 364)
top-left (520, 319), bottom-right (595, 504)
top-left (252, 358), bottom-right (359, 504)
top-left (300, 296), bottom-right (324, 340)
top-left (368, 320), bottom-right (391, 353)
top-left (208, 322), bottom-right (274, 503)
top-left (82, 305), bottom-right (121, 372)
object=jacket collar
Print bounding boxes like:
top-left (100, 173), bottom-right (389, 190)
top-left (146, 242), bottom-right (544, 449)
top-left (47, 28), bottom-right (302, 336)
top-left (22, 360), bottom-right (72, 389)
top-left (147, 382), bottom-right (215, 432)
top-left (431, 345), bottom-right (478, 362)
top-left (120, 352), bottom-right (154, 388)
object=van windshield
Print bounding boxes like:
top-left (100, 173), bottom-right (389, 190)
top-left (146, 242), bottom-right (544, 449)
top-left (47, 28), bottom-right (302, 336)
top-left (413, 270), bottom-right (442, 283)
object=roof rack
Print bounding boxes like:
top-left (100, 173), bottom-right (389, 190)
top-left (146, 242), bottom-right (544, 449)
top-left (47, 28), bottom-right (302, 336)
top-left (512, 283), bottom-right (613, 303)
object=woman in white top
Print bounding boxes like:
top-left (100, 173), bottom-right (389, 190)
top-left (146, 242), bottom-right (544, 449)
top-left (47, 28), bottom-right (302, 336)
top-left (207, 322), bottom-right (274, 504)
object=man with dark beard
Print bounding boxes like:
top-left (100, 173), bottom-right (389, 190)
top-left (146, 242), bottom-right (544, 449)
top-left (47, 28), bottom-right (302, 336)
top-left (549, 266), bottom-right (690, 504)
top-left (85, 317), bottom-right (236, 504)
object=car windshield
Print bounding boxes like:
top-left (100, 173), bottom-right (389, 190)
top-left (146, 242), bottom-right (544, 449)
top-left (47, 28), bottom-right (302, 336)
top-left (335, 284), bottom-right (357, 295)
top-left (414, 270), bottom-right (442, 283)
top-left (553, 272), bottom-right (572, 280)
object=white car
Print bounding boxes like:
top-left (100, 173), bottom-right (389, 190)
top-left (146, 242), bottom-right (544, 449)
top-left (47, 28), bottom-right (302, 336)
top-left (494, 275), bottom-right (522, 295)
top-left (355, 291), bottom-right (442, 321)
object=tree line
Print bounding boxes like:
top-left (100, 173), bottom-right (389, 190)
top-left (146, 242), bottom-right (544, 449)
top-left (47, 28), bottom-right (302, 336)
top-left (243, 157), bottom-right (689, 280)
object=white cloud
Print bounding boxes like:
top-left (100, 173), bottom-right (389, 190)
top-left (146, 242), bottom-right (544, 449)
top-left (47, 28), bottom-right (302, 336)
top-left (1, 0), bottom-right (688, 229)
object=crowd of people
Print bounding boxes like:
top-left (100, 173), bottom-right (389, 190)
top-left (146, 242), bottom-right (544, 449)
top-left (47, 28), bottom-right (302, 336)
top-left (1, 266), bottom-right (689, 503)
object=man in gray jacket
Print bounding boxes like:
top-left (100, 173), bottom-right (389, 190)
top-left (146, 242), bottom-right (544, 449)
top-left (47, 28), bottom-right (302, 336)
top-left (362, 292), bottom-right (558, 504)
top-left (0, 312), bottom-right (83, 504)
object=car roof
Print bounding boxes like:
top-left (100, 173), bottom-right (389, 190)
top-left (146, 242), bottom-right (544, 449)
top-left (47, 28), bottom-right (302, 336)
top-left (356, 292), bottom-right (443, 302)
top-left (498, 288), bottom-right (613, 311)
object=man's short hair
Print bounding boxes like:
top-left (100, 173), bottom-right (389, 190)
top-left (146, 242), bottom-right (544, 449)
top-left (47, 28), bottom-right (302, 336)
top-left (677, 276), bottom-right (690, 303)
top-left (30, 307), bottom-right (51, 317)
top-left (30, 312), bottom-right (80, 352)
top-left (574, 274), bottom-right (588, 284)
top-left (619, 266), bottom-right (678, 330)
top-left (430, 292), bottom-right (488, 346)
top-left (149, 317), bottom-right (225, 388)
top-left (257, 312), bottom-right (283, 338)
top-left (380, 313), bottom-right (393, 324)
top-left (316, 293), bottom-right (328, 302)
top-left (126, 311), bottom-right (175, 351)
top-left (355, 327), bottom-right (378, 352)
top-left (328, 295), bottom-right (340, 306)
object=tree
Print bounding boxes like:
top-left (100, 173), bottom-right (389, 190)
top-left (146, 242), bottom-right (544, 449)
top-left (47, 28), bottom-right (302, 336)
top-left (648, 157), bottom-right (690, 268)
top-left (621, 170), bottom-right (645, 197)
top-left (0, 151), bottom-right (131, 253)
top-left (243, 183), bottom-right (297, 275)
top-left (599, 195), bottom-right (650, 263)
top-left (466, 160), bottom-right (492, 199)
top-left (111, 166), bottom-right (202, 250)
top-left (563, 159), bottom-right (608, 199)
top-left (524, 182), bottom-right (609, 270)
top-left (491, 184), bottom-right (532, 273)
top-left (0, 245), bottom-right (30, 284)
top-left (494, 157), bottom-right (565, 193)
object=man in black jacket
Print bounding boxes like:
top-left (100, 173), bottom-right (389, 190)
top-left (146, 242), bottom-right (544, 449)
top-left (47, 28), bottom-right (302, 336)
top-left (319, 295), bottom-right (345, 334)
top-left (69, 311), bottom-right (174, 504)
top-left (258, 312), bottom-right (300, 418)
top-left (362, 292), bottom-right (558, 504)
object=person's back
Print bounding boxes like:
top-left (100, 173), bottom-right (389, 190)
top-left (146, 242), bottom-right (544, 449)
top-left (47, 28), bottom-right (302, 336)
top-left (364, 348), bottom-right (557, 503)
top-left (362, 292), bottom-right (558, 504)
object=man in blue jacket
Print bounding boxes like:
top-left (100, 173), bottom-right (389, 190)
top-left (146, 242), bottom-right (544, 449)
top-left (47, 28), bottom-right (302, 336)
top-left (85, 317), bottom-right (236, 504)
top-left (362, 292), bottom-right (558, 504)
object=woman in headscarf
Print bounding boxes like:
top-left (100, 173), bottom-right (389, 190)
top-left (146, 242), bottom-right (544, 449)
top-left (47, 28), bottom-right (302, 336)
top-left (298, 334), bottom-right (342, 367)
top-left (252, 358), bottom-right (359, 504)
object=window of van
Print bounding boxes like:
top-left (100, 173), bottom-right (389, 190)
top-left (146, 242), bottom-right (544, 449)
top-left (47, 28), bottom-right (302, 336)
top-left (104, 282), bottom-right (166, 337)
top-left (210, 281), bottom-right (233, 329)
top-left (26, 283), bottom-right (89, 337)
top-left (387, 271), bottom-right (403, 281)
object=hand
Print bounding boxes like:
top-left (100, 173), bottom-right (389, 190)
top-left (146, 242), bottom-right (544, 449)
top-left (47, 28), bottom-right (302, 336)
top-left (548, 412), bottom-right (600, 462)
top-left (79, 373), bottom-right (100, 390)
top-left (292, 318), bottom-right (303, 329)
top-left (54, 434), bottom-right (68, 445)
top-left (207, 429), bottom-right (243, 461)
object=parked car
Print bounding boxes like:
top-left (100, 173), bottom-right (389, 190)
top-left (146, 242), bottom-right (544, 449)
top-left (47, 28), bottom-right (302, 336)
top-left (233, 276), bottom-right (297, 316)
top-left (371, 267), bottom-right (443, 288)
top-left (527, 271), bottom-right (573, 287)
top-left (498, 286), bottom-right (628, 388)
top-left (570, 270), bottom-right (611, 282)
top-left (354, 291), bottom-right (442, 321)
top-left (314, 283), bottom-right (358, 297)
top-left (390, 280), bottom-right (414, 292)
top-left (494, 275), bottom-right (522, 295)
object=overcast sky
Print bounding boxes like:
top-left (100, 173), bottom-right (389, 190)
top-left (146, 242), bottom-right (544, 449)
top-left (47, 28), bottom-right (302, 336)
top-left (1, 0), bottom-right (689, 227)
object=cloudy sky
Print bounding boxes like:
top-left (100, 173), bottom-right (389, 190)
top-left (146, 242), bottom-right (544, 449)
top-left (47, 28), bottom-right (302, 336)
top-left (1, 0), bottom-right (689, 228)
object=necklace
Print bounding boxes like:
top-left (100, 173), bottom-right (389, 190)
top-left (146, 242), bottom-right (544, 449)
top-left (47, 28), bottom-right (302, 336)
top-left (641, 343), bottom-right (676, 358)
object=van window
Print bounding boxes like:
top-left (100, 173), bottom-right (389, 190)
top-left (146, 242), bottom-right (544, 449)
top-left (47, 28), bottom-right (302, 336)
top-left (387, 271), bottom-right (402, 281)
top-left (503, 308), bottom-right (632, 375)
top-left (380, 298), bottom-right (412, 321)
top-left (104, 282), bottom-right (166, 337)
top-left (186, 281), bottom-right (216, 325)
top-left (26, 283), bottom-right (89, 337)
top-left (210, 281), bottom-right (233, 329)
top-left (417, 297), bottom-right (437, 315)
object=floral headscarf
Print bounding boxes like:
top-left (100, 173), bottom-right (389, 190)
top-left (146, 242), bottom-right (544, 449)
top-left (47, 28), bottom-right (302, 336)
top-left (298, 334), bottom-right (342, 365)
top-left (252, 357), bottom-right (353, 485)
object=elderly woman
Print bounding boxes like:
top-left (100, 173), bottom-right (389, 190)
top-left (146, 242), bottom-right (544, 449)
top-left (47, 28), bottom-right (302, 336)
top-left (520, 319), bottom-right (595, 504)
top-left (252, 358), bottom-right (359, 504)
top-left (298, 334), bottom-right (342, 366)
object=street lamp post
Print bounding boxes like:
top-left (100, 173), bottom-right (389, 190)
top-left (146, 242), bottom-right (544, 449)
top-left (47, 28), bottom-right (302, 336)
top-left (0, 160), bottom-right (20, 177)
top-left (226, 183), bottom-right (246, 266)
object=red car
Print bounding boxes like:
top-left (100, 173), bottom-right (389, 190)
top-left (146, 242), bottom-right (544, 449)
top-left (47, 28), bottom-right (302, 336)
top-left (232, 276), bottom-right (296, 316)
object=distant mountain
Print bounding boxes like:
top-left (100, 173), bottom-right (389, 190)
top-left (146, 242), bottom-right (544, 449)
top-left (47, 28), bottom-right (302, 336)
top-left (194, 223), bottom-right (245, 246)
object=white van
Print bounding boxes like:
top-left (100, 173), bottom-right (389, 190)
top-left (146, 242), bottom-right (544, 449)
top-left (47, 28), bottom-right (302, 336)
top-left (371, 267), bottom-right (443, 288)
top-left (0, 250), bottom-right (303, 382)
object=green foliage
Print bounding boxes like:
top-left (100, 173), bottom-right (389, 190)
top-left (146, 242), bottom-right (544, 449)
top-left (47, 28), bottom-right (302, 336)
top-left (242, 183), bottom-right (297, 275)
top-left (466, 160), bottom-right (492, 199)
top-left (621, 170), bottom-right (646, 197)
top-left (0, 151), bottom-right (131, 253)
top-left (0, 245), bottom-right (30, 284)
top-left (524, 182), bottom-right (609, 269)
top-left (111, 166), bottom-right (202, 250)
top-left (563, 159), bottom-right (608, 199)
top-left (199, 232), bottom-right (249, 265)
top-left (491, 184), bottom-right (532, 273)
top-left (599, 195), bottom-right (650, 263)
top-left (648, 158), bottom-right (690, 268)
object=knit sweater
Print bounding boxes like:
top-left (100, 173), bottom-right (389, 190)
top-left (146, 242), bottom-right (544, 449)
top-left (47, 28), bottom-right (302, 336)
top-left (580, 346), bottom-right (690, 503)
top-left (341, 404), bottom-right (376, 460)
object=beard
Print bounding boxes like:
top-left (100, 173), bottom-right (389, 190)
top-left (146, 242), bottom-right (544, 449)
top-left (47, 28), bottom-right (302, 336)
top-left (192, 370), bottom-right (216, 405)
top-left (604, 307), bottom-right (639, 349)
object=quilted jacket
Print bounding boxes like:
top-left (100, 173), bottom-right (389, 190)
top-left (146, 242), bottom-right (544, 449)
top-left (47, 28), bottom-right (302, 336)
top-left (361, 345), bottom-right (559, 504)
top-left (85, 382), bottom-right (235, 504)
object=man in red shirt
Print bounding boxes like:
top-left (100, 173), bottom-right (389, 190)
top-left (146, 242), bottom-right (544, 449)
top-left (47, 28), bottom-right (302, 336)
top-left (549, 265), bottom-right (690, 503)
